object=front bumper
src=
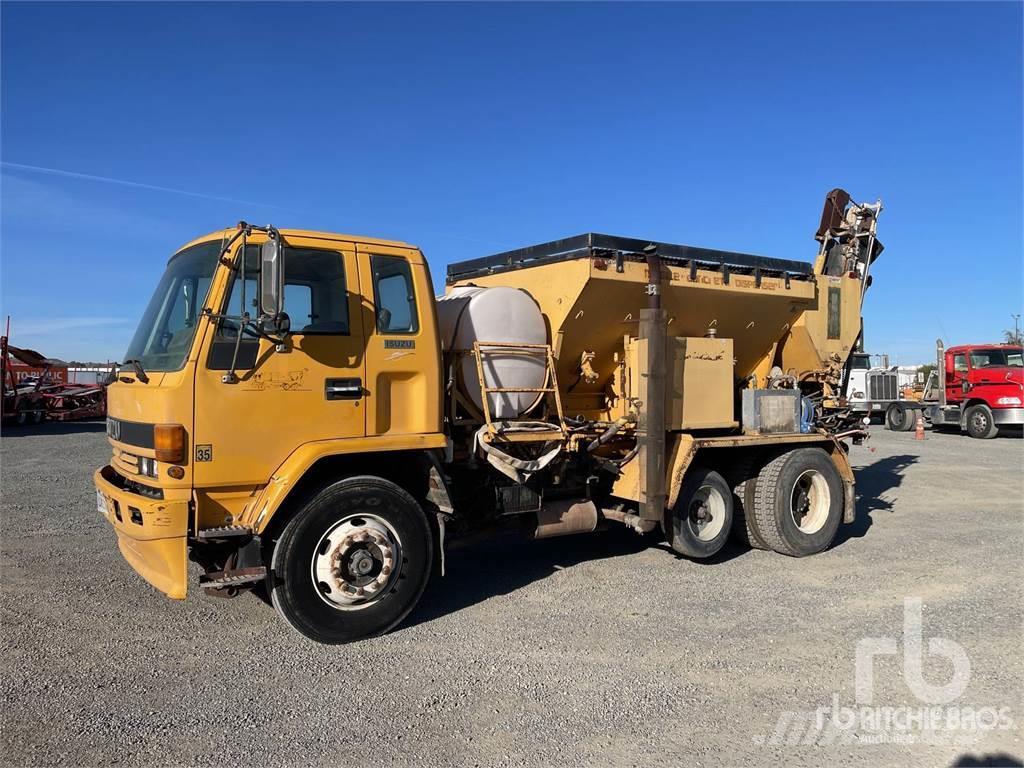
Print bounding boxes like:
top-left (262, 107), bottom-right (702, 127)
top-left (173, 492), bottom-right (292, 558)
top-left (94, 465), bottom-right (190, 600)
top-left (992, 407), bottom-right (1024, 426)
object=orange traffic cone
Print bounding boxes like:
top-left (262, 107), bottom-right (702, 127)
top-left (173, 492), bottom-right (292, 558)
top-left (914, 411), bottom-right (925, 440)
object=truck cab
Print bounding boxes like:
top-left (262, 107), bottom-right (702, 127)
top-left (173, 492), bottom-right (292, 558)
top-left (845, 352), bottom-right (904, 424)
top-left (932, 343), bottom-right (1024, 437)
top-left (95, 226), bottom-right (444, 615)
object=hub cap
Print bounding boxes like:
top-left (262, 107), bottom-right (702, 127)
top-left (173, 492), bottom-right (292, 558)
top-left (687, 484), bottom-right (727, 542)
top-left (311, 514), bottom-right (402, 611)
top-left (790, 470), bottom-right (830, 534)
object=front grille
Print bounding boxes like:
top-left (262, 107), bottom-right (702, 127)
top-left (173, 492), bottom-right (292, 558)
top-left (867, 372), bottom-right (898, 401)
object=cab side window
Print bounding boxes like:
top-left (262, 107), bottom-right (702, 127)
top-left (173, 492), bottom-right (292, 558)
top-left (285, 249), bottom-right (349, 334)
top-left (209, 245), bottom-right (349, 369)
top-left (953, 353), bottom-right (968, 373)
top-left (217, 246), bottom-right (349, 335)
top-left (371, 255), bottom-right (418, 334)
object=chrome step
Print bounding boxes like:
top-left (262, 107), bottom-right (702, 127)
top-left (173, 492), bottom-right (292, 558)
top-left (196, 524), bottom-right (252, 540)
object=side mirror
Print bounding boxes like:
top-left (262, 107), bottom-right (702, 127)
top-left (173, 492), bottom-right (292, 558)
top-left (259, 234), bottom-right (285, 321)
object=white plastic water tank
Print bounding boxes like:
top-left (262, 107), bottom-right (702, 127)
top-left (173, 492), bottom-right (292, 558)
top-left (436, 286), bottom-right (548, 419)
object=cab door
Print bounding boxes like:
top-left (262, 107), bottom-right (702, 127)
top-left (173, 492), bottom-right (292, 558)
top-left (356, 243), bottom-right (442, 437)
top-left (192, 234), bottom-right (366, 499)
top-left (946, 351), bottom-right (969, 403)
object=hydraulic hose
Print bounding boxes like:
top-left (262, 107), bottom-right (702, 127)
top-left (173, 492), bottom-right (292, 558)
top-left (587, 413), bottom-right (636, 453)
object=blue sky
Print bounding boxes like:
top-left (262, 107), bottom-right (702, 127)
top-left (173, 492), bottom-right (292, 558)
top-left (2, 1), bottom-right (1021, 364)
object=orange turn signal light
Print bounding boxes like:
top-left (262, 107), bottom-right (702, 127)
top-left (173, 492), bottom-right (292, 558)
top-left (153, 424), bottom-right (186, 464)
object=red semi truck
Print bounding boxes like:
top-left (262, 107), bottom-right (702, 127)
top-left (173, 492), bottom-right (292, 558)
top-left (886, 340), bottom-right (1023, 438)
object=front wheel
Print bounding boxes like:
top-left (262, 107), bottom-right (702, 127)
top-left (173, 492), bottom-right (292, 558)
top-left (964, 404), bottom-right (999, 439)
top-left (886, 403), bottom-right (915, 432)
top-left (269, 476), bottom-right (433, 644)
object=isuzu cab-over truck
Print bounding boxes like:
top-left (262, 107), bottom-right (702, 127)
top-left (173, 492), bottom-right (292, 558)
top-left (95, 189), bottom-right (882, 643)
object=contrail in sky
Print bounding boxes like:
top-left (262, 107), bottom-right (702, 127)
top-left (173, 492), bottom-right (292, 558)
top-left (1, 161), bottom-right (289, 210)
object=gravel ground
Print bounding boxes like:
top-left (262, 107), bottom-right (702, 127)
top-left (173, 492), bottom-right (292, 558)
top-left (2, 423), bottom-right (1022, 767)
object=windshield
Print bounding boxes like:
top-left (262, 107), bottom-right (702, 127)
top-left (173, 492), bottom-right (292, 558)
top-left (968, 348), bottom-right (1023, 368)
top-left (122, 240), bottom-right (222, 372)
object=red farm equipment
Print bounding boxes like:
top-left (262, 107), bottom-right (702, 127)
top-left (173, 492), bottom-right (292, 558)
top-left (2, 322), bottom-right (109, 425)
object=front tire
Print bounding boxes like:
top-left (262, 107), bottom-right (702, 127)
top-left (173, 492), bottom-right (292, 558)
top-left (752, 448), bottom-right (843, 557)
top-left (269, 476), bottom-right (432, 644)
top-left (670, 467), bottom-right (733, 559)
top-left (886, 403), bottom-right (915, 432)
top-left (964, 404), bottom-right (999, 439)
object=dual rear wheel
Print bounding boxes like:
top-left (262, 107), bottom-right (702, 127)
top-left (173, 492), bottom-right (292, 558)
top-left (670, 447), bottom-right (844, 560)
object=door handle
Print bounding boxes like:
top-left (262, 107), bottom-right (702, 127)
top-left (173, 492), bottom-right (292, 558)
top-left (325, 378), bottom-right (363, 400)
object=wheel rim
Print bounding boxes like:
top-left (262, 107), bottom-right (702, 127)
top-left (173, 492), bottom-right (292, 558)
top-left (970, 411), bottom-right (988, 432)
top-left (311, 513), bottom-right (403, 611)
top-left (790, 470), bottom-right (830, 534)
top-left (687, 483), bottom-right (727, 542)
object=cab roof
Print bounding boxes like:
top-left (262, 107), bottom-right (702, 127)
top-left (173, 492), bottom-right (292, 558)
top-left (947, 343), bottom-right (1022, 352)
top-left (176, 227), bottom-right (418, 255)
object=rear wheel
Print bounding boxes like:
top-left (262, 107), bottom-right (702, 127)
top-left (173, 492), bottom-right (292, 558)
top-left (965, 404), bottom-right (999, 439)
top-left (752, 448), bottom-right (843, 557)
top-left (728, 453), bottom-right (769, 550)
top-left (670, 467), bottom-right (733, 559)
top-left (269, 476), bottom-right (432, 644)
top-left (886, 403), bottom-right (915, 432)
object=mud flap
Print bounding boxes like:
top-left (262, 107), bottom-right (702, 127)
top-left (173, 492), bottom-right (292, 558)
top-left (843, 480), bottom-right (856, 524)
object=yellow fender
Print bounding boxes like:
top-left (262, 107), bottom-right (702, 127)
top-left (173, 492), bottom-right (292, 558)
top-left (238, 433), bottom-right (448, 534)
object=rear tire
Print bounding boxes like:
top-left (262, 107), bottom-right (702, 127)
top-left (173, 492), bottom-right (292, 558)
top-left (727, 453), bottom-right (770, 550)
top-left (670, 467), bottom-right (733, 559)
top-left (269, 476), bottom-right (432, 644)
top-left (964, 404), bottom-right (999, 439)
top-left (886, 403), bottom-right (915, 432)
top-left (752, 448), bottom-right (843, 557)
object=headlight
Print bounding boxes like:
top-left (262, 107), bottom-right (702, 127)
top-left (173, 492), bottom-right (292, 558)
top-left (138, 456), bottom-right (158, 478)
top-left (852, 391), bottom-right (865, 399)
top-left (996, 396), bottom-right (1022, 406)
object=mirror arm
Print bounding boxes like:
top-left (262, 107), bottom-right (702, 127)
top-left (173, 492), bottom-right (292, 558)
top-left (222, 228), bottom-right (249, 384)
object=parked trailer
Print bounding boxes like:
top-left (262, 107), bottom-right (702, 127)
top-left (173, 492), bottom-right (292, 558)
top-left (95, 188), bottom-right (883, 643)
top-left (42, 383), bottom-right (107, 421)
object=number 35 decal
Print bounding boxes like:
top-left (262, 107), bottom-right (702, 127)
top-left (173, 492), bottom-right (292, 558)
top-left (195, 445), bottom-right (213, 462)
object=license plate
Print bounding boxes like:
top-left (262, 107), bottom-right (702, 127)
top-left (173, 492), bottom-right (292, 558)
top-left (96, 489), bottom-right (109, 516)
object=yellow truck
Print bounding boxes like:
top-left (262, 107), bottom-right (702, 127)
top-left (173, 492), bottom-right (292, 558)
top-left (95, 188), bottom-right (882, 643)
